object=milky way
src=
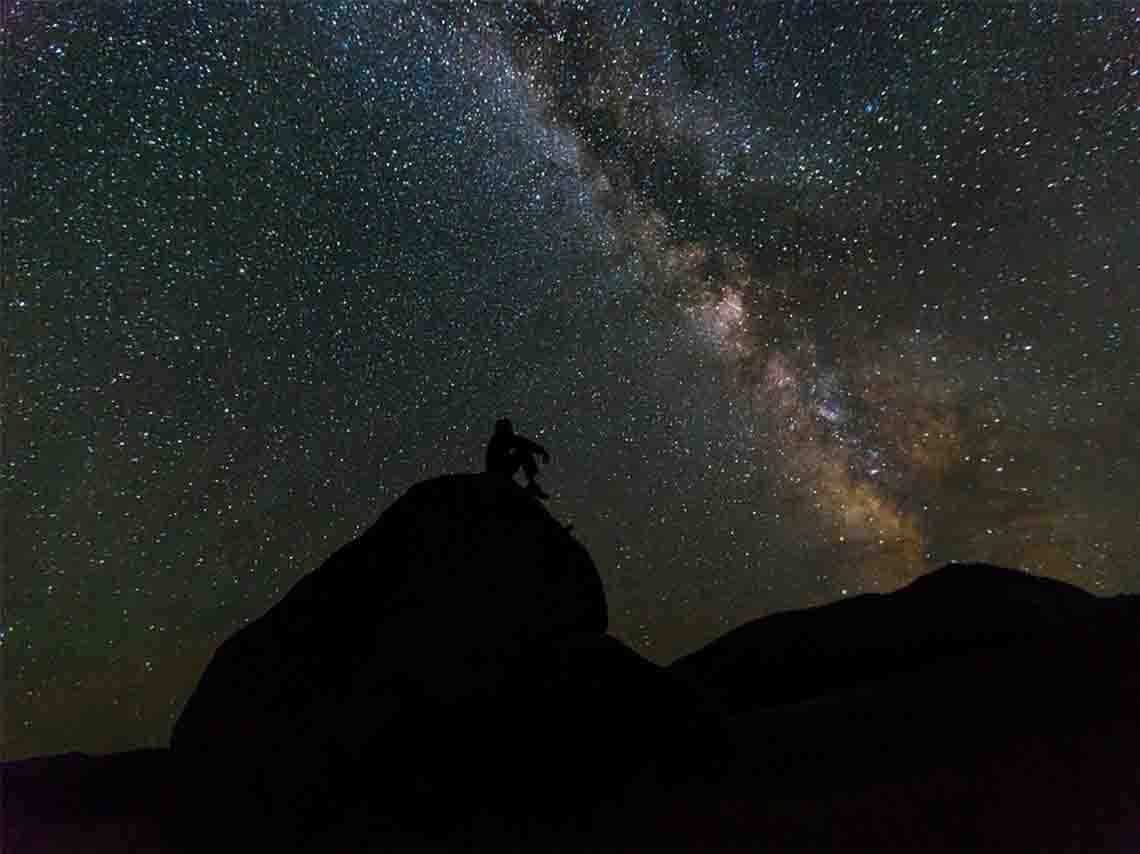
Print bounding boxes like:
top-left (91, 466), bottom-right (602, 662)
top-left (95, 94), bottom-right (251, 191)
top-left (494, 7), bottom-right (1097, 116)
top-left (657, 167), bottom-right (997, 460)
top-left (479, 1), bottom-right (1139, 591)
top-left (4, 1), bottom-right (1138, 758)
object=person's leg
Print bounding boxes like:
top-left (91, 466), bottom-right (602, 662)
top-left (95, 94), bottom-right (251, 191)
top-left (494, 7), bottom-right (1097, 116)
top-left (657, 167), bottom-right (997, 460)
top-left (520, 453), bottom-right (548, 499)
top-left (520, 452), bottom-right (538, 483)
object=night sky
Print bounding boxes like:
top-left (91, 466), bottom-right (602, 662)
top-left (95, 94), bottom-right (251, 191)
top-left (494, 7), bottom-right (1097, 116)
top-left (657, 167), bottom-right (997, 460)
top-left (4, 1), bottom-right (1138, 760)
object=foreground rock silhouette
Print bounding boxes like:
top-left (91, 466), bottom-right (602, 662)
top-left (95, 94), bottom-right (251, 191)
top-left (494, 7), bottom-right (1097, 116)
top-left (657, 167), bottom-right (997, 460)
top-left (4, 475), bottom-right (1139, 851)
top-left (169, 473), bottom-right (721, 848)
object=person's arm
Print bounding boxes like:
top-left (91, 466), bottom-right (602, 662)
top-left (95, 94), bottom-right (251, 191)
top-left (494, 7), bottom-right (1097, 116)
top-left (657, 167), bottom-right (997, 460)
top-left (515, 435), bottom-right (550, 462)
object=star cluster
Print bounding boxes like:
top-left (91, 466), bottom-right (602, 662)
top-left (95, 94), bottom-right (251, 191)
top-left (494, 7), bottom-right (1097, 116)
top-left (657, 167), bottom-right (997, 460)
top-left (4, 1), bottom-right (1138, 759)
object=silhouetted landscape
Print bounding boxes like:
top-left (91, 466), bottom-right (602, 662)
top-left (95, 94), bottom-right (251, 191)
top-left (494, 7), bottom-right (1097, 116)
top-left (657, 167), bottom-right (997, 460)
top-left (4, 473), bottom-right (1138, 851)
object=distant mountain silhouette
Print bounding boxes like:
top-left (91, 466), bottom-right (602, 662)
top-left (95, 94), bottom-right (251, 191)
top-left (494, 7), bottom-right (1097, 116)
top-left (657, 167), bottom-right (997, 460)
top-left (670, 561), bottom-right (1113, 714)
top-left (2, 749), bottom-right (172, 853)
top-left (4, 476), bottom-right (1138, 851)
top-left (668, 563), bottom-right (1140, 822)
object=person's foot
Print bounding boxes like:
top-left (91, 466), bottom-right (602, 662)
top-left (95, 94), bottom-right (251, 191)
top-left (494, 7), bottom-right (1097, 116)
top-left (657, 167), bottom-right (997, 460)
top-left (526, 481), bottom-right (549, 500)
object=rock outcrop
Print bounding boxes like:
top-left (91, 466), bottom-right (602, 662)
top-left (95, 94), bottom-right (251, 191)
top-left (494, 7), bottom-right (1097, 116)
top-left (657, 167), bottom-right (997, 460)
top-left (169, 474), bottom-right (717, 847)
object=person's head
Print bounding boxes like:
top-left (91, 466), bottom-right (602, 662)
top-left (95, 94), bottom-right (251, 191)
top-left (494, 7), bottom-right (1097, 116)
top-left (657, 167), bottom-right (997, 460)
top-left (495, 417), bottom-right (513, 435)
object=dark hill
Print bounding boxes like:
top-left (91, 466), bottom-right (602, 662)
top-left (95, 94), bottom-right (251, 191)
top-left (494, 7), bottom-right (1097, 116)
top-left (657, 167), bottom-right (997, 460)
top-left (669, 561), bottom-right (1111, 714)
top-left (660, 562), bottom-right (1140, 848)
top-left (1, 749), bottom-right (172, 853)
top-left (650, 595), bottom-right (1140, 851)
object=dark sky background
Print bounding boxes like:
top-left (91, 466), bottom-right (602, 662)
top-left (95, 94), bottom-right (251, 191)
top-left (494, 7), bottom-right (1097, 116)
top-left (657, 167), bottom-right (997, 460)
top-left (4, 1), bottom-right (1138, 760)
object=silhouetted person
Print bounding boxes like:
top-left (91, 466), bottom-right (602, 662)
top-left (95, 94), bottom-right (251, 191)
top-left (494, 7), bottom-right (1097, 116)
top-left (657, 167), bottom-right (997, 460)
top-left (486, 418), bottom-right (551, 499)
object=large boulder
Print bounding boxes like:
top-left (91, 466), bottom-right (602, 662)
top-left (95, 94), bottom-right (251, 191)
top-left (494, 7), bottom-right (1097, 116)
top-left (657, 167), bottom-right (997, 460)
top-left (303, 630), bottom-right (729, 851)
top-left (169, 474), bottom-right (718, 847)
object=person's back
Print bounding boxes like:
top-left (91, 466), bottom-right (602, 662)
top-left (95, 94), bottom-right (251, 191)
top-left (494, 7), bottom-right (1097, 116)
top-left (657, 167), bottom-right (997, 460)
top-left (485, 423), bottom-right (516, 476)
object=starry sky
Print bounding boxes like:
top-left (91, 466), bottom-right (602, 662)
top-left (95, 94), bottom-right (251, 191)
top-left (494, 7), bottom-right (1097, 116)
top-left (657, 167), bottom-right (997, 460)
top-left (4, 1), bottom-right (1138, 760)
